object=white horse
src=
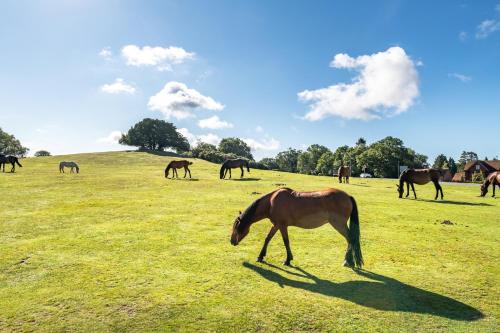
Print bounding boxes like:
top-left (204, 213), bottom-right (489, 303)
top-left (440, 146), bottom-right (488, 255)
top-left (59, 161), bottom-right (79, 174)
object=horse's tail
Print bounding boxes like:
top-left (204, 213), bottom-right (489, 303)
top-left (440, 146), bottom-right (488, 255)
top-left (15, 158), bottom-right (22, 167)
top-left (348, 196), bottom-right (363, 268)
top-left (220, 163), bottom-right (226, 179)
top-left (246, 160), bottom-right (250, 172)
top-left (165, 163), bottom-right (172, 178)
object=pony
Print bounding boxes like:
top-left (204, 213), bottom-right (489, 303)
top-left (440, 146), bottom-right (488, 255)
top-left (220, 159), bottom-right (250, 179)
top-left (59, 161), bottom-right (79, 174)
top-left (165, 160), bottom-right (193, 179)
top-left (338, 165), bottom-right (351, 183)
top-left (397, 168), bottom-right (443, 200)
top-left (0, 154), bottom-right (23, 173)
top-left (230, 187), bottom-right (363, 268)
top-left (480, 171), bottom-right (500, 197)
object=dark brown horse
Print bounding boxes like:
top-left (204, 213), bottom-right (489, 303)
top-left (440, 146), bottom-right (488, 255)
top-left (165, 160), bottom-right (193, 178)
top-left (220, 159), bottom-right (250, 179)
top-left (0, 154), bottom-right (22, 173)
top-left (338, 165), bottom-right (351, 183)
top-left (480, 171), bottom-right (500, 197)
top-left (397, 168), bottom-right (443, 200)
top-left (230, 187), bottom-right (363, 268)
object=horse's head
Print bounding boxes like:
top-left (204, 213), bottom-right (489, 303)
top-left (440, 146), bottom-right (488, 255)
top-left (188, 162), bottom-right (193, 165)
top-left (230, 211), bottom-right (249, 246)
top-left (480, 184), bottom-right (488, 197)
top-left (396, 184), bottom-right (404, 198)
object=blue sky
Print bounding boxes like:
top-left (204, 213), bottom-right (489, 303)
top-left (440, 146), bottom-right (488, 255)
top-left (1, 0), bottom-right (499, 161)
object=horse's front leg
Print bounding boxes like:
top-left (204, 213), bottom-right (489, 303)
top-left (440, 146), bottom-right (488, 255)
top-left (257, 225), bottom-right (278, 262)
top-left (411, 183), bottom-right (417, 199)
top-left (279, 226), bottom-right (293, 266)
top-left (229, 169), bottom-right (232, 179)
top-left (188, 168), bottom-right (192, 178)
top-left (240, 166), bottom-right (244, 178)
top-left (432, 180), bottom-right (440, 200)
top-left (405, 182), bottom-right (410, 197)
top-left (183, 167), bottom-right (187, 178)
top-left (492, 184), bottom-right (496, 197)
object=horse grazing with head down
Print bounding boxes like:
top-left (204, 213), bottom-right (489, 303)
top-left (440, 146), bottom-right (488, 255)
top-left (480, 171), bottom-right (500, 197)
top-left (0, 154), bottom-right (22, 173)
top-left (397, 168), bottom-right (443, 200)
top-left (230, 187), bottom-right (363, 268)
top-left (220, 159), bottom-right (250, 179)
top-left (338, 165), bottom-right (351, 183)
top-left (59, 161), bottom-right (79, 174)
top-left (165, 160), bottom-right (193, 179)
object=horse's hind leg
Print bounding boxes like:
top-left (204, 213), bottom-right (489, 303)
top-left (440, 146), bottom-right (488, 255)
top-left (432, 180), bottom-right (440, 200)
top-left (240, 166), bottom-right (244, 178)
top-left (492, 184), bottom-right (496, 197)
top-left (278, 226), bottom-right (293, 266)
top-left (330, 219), bottom-right (353, 267)
top-left (257, 225), bottom-right (278, 262)
top-left (229, 169), bottom-right (232, 179)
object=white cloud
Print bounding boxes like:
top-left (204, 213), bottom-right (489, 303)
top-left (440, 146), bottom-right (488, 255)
top-left (476, 20), bottom-right (500, 38)
top-left (99, 47), bottom-right (112, 60)
top-left (100, 78), bottom-right (136, 94)
top-left (448, 73), bottom-right (472, 82)
top-left (496, 4), bottom-right (500, 12)
top-left (148, 81), bottom-right (224, 119)
top-left (255, 126), bottom-right (264, 133)
top-left (298, 46), bottom-right (419, 121)
top-left (459, 31), bottom-right (468, 42)
top-left (243, 137), bottom-right (280, 151)
top-left (121, 45), bottom-right (194, 70)
top-left (178, 128), bottom-right (221, 146)
top-left (97, 131), bottom-right (123, 144)
top-left (198, 115), bottom-right (233, 129)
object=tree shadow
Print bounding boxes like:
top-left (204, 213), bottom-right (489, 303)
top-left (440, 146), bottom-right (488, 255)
top-left (417, 199), bottom-right (492, 206)
top-left (243, 262), bottom-right (483, 321)
top-left (128, 149), bottom-right (182, 157)
top-left (227, 178), bottom-right (261, 181)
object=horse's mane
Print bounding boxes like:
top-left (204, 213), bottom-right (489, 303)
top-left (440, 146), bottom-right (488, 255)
top-left (238, 198), bottom-right (261, 230)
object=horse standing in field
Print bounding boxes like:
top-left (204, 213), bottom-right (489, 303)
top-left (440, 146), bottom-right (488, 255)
top-left (220, 159), bottom-right (250, 179)
top-left (230, 187), bottom-right (363, 268)
top-left (59, 161), bottom-right (79, 174)
top-left (0, 154), bottom-right (23, 173)
top-left (480, 171), bottom-right (500, 197)
top-left (165, 160), bottom-right (193, 179)
top-left (397, 168), bottom-right (443, 200)
top-left (338, 165), bottom-right (351, 183)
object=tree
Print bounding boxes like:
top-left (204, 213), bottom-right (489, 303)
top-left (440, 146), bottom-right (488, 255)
top-left (34, 150), bottom-right (51, 157)
top-left (297, 151), bottom-right (315, 174)
top-left (433, 154), bottom-right (448, 169)
top-left (259, 157), bottom-right (279, 170)
top-left (448, 157), bottom-right (457, 174)
top-left (119, 118), bottom-right (190, 152)
top-left (356, 137), bottom-right (367, 146)
top-left (218, 138), bottom-right (253, 160)
top-left (0, 127), bottom-right (29, 156)
top-left (275, 148), bottom-right (301, 173)
top-left (192, 142), bottom-right (217, 158)
top-left (457, 151), bottom-right (478, 171)
top-left (316, 151), bottom-right (336, 175)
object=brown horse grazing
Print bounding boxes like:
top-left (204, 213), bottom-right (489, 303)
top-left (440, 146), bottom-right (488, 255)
top-left (165, 160), bottom-right (193, 178)
top-left (220, 158), bottom-right (250, 179)
top-left (480, 171), bottom-right (500, 197)
top-left (338, 165), bottom-right (351, 183)
top-left (397, 168), bottom-right (443, 200)
top-left (230, 188), bottom-right (363, 268)
top-left (0, 154), bottom-right (22, 173)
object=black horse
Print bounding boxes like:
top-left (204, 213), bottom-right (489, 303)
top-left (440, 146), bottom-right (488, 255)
top-left (0, 154), bottom-right (23, 173)
top-left (220, 159), bottom-right (250, 179)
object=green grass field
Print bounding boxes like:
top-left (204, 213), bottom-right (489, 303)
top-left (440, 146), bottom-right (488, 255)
top-left (1, 151), bottom-right (498, 332)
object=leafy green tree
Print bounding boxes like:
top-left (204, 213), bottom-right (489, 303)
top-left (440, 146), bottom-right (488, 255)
top-left (432, 154), bottom-right (448, 169)
top-left (34, 150), bottom-right (51, 157)
top-left (316, 151), bottom-right (336, 175)
top-left (119, 118), bottom-right (190, 152)
top-left (297, 152), bottom-right (314, 174)
top-left (448, 157), bottom-right (457, 174)
top-left (218, 138), bottom-right (253, 160)
top-left (0, 127), bottom-right (29, 156)
top-left (259, 157), bottom-right (279, 170)
top-left (192, 142), bottom-right (217, 158)
top-left (275, 148), bottom-right (301, 173)
top-left (457, 151), bottom-right (478, 171)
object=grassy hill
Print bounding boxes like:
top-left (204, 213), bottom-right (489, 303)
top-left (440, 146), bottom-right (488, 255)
top-left (0, 151), bottom-right (498, 332)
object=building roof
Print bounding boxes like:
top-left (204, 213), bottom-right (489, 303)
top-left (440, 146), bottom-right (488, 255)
top-left (464, 160), bottom-right (500, 172)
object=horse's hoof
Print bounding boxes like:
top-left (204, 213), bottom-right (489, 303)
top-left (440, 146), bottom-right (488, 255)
top-left (343, 260), bottom-right (354, 268)
top-left (257, 257), bottom-right (264, 263)
top-left (283, 261), bottom-right (291, 266)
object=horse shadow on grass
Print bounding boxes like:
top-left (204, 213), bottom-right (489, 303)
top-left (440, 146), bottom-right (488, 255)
top-left (166, 178), bottom-right (200, 181)
top-left (228, 178), bottom-right (261, 181)
top-left (243, 262), bottom-right (483, 321)
top-left (417, 199), bottom-right (492, 207)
